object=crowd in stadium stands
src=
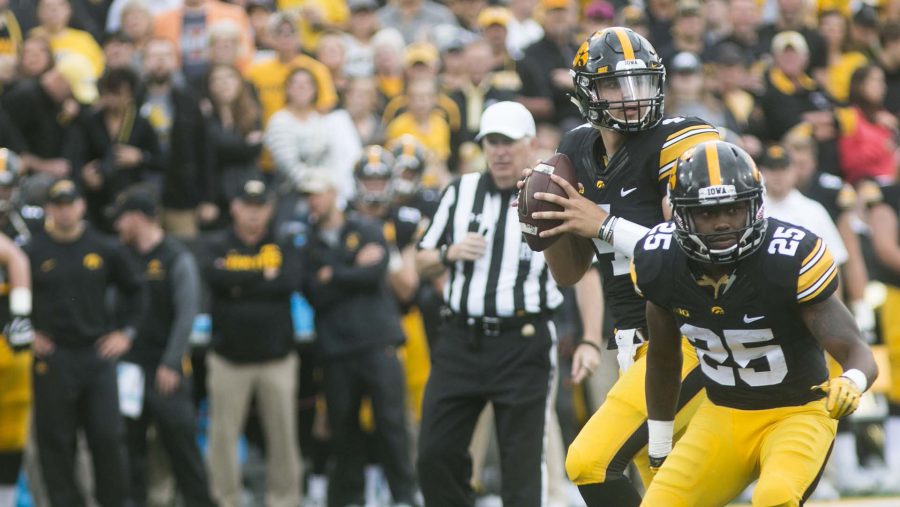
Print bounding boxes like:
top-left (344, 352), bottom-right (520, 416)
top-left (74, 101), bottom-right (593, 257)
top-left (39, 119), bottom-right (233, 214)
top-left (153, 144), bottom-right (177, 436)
top-left (0, 0), bottom-right (898, 505)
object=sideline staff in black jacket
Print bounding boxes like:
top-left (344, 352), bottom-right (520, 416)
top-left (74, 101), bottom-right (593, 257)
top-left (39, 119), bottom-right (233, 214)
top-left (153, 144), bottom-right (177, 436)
top-left (26, 178), bottom-right (146, 507)
top-left (299, 170), bottom-right (416, 507)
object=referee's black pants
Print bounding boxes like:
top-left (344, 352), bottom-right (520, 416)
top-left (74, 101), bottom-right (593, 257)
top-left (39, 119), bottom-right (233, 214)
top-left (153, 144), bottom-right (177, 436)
top-left (125, 363), bottom-right (215, 507)
top-left (417, 315), bottom-right (557, 507)
top-left (323, 345), bottom-right (416, 507)
top-left (32, 345), bottom-right (129, 507)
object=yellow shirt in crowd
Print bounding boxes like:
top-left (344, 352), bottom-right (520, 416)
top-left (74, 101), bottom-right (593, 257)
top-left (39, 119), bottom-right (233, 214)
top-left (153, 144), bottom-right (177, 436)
top-left (246, 54), bottom-right (339, 123)
top-left (276, 0), bottom-right (349, 53)
top-left (387, 112), bottom-right (451, 163)
top-left (30, 27), bottom-right (105, 78)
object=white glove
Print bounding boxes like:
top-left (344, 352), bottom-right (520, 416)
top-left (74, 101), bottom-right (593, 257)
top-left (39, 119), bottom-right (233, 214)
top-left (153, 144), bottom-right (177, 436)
top-left (851, 300), bottom-right (876, 343)
top-left (4, 316), bottom-right (34, 352)
top-left (615, 328), bottom-right (642, 373)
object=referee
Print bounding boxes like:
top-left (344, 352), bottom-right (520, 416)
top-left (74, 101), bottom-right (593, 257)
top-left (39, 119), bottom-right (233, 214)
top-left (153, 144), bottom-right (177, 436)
top-left (415, 102), bottom-right (564, 506)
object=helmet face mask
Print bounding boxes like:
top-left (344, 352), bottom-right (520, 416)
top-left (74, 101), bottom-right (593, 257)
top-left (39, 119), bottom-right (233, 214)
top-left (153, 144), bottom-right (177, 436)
top-left (572, 28), bottom-right (666, 133)
top-left (354, 145), bottom-right (396, 208)
top-left (388, 135), bottom-right (427, 199)
top-left (668, 141), bottom-right (768, 265)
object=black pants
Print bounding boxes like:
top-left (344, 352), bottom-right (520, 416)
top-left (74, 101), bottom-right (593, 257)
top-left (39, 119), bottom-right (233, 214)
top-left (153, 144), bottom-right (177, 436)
top-left (125, 364), bottom-right (215, 507)
top-left (417, 317), bottom-right (556, 507)
top-left (323, 346), bottom-right (415, 507)
top-left (32, 346), bottom-right (129, 507)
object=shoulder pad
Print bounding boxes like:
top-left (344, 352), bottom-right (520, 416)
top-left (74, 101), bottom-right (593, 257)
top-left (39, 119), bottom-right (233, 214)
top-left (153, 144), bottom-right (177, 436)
top-left (397, 205), bottom-right (422, 224)
top-left (631, 222), bottom-right (677, 304)
top-left (817, 173), bottom-right (844, 190)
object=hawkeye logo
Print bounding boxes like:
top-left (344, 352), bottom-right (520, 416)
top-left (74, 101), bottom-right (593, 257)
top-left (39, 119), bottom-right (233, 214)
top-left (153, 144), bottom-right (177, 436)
top-left (223, 244), bottom-right (282, 271)
top-left (83, 253), bottom-right (103, 270)
top-left (674, 307), bottom-right (690, 318)
top-left (711, 306), bottom-right (725, 315)
top-left (146, 259), bottom-right (165, 280)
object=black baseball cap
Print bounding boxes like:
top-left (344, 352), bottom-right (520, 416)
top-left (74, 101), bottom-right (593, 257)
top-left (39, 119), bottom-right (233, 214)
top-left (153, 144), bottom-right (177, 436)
top-left (46, 179), bottom-right (81, 204)
top-left (349, 0), bottom-right (378, 12)
top-left (758, 145), bottom-right (791, 170)
top-left (106, 188), bottom-right (158, 221)
top-left (235, 178), bottom-right (272, 204)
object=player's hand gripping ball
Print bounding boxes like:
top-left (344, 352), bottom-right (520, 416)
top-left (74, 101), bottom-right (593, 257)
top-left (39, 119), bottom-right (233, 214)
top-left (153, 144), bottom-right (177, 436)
top-left (517, 153), bottom-right (578, 252)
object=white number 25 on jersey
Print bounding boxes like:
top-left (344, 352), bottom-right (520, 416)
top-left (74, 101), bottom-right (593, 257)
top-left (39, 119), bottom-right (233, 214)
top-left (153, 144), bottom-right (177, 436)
top-left (680, 324), bottom-right (788, 387)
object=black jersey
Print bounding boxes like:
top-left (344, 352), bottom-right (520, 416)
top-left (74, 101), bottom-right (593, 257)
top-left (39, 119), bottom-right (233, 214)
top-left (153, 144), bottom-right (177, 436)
top-left (800, 172), bottom-right (856, 223)
top-left (384, 204), bottom-right (423, 251)
top-left (632, 218), bottom-right (838, 410)
top-left (556, 117), bottom-right (719, 334)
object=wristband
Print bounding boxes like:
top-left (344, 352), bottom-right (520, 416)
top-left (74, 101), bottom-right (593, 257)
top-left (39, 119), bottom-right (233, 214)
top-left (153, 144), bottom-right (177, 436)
top-left (611, 218), bottom-right (650, 258)
top-left (648, 419), bottom-right (674, 457)
top-left (10, 287), bottom-right (31, 316)
top-left (598, 215), bottom-right (617, 243)
top-left (577, 340), bottom-right (601, 353)
top-left (439, 244), bottom-right (452, 266)
top-left (842, 368), bottom-right (868, 392)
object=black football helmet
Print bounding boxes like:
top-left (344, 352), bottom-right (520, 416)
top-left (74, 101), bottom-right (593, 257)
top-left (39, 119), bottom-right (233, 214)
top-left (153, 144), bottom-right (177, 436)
top-left (668, 140), bottom-right (767, 264)
top-left (571, 27), bottom-right (665, 132)
top-left (353, 145), bottom-right (395, 206)
top-left (388, 135), bottom-right (427, 198)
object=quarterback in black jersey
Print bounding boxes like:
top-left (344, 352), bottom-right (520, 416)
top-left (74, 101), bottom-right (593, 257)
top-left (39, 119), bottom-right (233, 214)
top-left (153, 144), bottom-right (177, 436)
top-left (636, 141), bottom-right (877, 507)
top-left (521, 27), bottom-right (718, 505)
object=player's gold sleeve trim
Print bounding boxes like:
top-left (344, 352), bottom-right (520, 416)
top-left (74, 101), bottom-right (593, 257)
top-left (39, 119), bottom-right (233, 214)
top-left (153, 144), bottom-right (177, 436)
top-left (613, 28), bottom-right (635, 60)
top-left (798, 241), bottom-right (837, 303)
top-left (658, 125), bottom-right (720, 181)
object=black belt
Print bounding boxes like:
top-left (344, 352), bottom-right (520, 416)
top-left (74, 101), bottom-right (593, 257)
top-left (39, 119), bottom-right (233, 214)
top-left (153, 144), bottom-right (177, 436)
top-left (444, 310), bottom-right (549, 338)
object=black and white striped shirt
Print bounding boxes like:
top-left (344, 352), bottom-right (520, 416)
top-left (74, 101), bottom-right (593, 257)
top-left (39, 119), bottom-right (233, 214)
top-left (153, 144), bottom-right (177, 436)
top-left (419, 172), bottom-right (564, 318)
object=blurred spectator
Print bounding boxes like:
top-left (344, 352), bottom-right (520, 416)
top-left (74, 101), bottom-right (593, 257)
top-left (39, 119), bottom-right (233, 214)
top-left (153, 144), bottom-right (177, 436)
top-left (315, 31), bottom-right (348, 96)
top-left (2, 57), bottom-right (92, 178)
top-left (447, 0), bottom-right (485, 33)
top-left (817, 10), bottom-right (868, 103)
top-left (703, 0), bottom-right (731, 47)
top-left (110, 187), bottom-right (217, 507)
top-left (153, 0), bottom-right (254, 86)
top-left (517, 0), bottom-right (581, 130)
top-left (138, 38), bottom-right (212, 237)
top-left (581, 0), bottom-right (614, 39)
top-left (646, 0), bottom-right (676, 49)
top-left (342, 0), bottom-right (380, 78)
top-left (849, 3), bottom-right (880, 60)
top-left (344, 76), bottom-right (386, 146)
top-left (758, 0), bottom-right (828, 73)
top-left (118, 1), bottom-right (154, 57)
top-left (505, 0), bottom-right (543, 59)
top-left (298, 167), bottom-right (416, 507)
top-left (666, 52), bottom-right (730, 127)
top-left (264, 67), bottom-right (361, 203)
top-left (102, 30), bottom-right (138, 70)
top-left (838, 65), bottom-right (898, 184)
top-left (880, 22), bottom-right (900, 115)
top-left (27, 179), bottom-right (145, 507)
top-left (246, 0), bottom-right (275, 53)
top-left (202, 179), bottom-right (302, 507)
top-left (203, 63), bottom-right (263, 216)
top-left (716, 0), bottom-right (766, 65)
top-left (276, 0), bottom-right (349, 55)
top-left (659, 0), bottom-right (707, 66)
top-left (436, 30), bottom-right (469, 93)
top-left (106, 0), bottom-right (181, 32)
top-left (0, 0), bottom-right (22, 57)
top-left (17, 35), bottom-right (54, 80)
top-left (371, 27), bottom-right (406, 105)
top-left (450, 39), bottom-right (516, 145)
top-left (478, 7), bottom-right (514, 72)
top-left (619, 5), bottom-right (650, 39)
top-left (68, 0), bottom-right (113, 42)
top-left (70, 67), bottom-right (161, 227)
top-left (32, 0), bottom-right (105, 79)
top-left (708, 42), bottom-right (755, 135)
top-left (377, 0), bottom-right (457, 44)
top-left (207, 20), bottom-right (245, 70)
top-left (386, 78), bottom-right (451, 164)
top-left (246, 11), bottom-right (337, 125)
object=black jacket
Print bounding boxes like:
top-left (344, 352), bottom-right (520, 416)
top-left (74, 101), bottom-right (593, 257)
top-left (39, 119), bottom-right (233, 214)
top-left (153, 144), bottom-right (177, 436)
top-left (204, 110), bottom-right (263, 205)
top-left (202, 229), bottom-right (298, 363)
top-left (300, 215), bottom-right (405, 358)
top-left (138, 85), bottom-right (212, 209)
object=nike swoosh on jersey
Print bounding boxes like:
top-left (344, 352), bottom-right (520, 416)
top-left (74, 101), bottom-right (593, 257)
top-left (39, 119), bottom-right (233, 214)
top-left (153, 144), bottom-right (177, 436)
top-left (620, 187), bottom-right (637, 197)
top-left (743, 314), bottom-right (765, 323)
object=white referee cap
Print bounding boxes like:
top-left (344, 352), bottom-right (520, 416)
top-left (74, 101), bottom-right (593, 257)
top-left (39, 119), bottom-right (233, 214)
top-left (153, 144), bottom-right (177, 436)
top-left (475, 101), bottom-right (536, 141)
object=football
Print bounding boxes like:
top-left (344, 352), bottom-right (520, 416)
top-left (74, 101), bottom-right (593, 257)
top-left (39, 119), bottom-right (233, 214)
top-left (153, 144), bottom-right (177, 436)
top-left (518, 153), bottom-right (578, 252)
